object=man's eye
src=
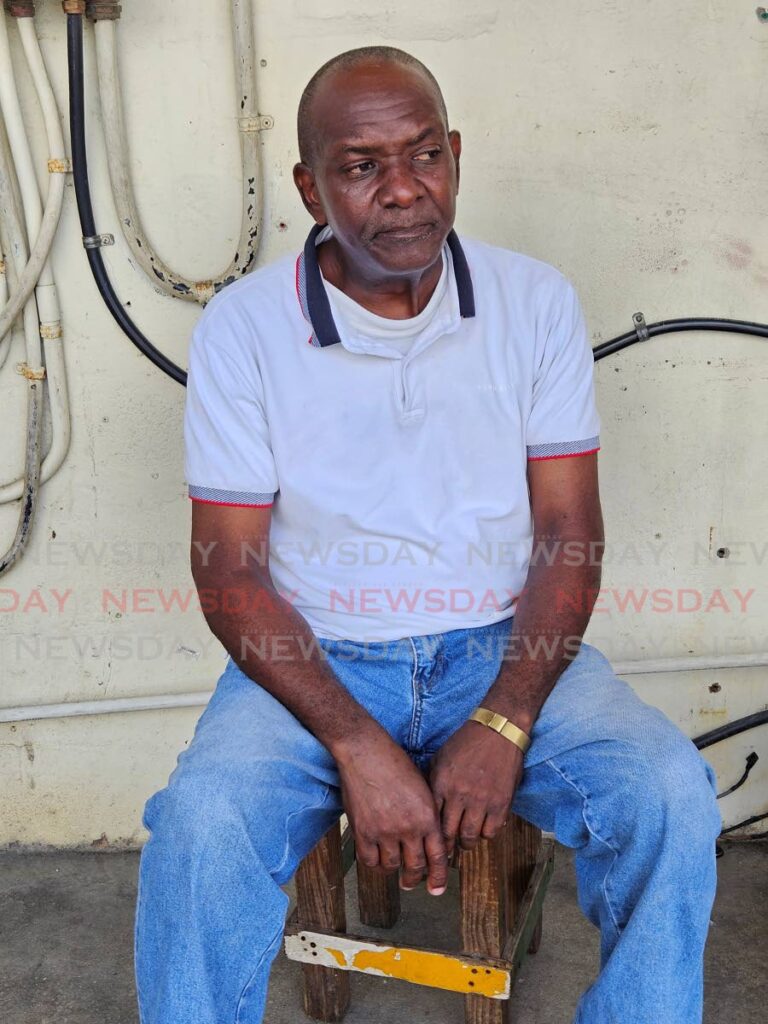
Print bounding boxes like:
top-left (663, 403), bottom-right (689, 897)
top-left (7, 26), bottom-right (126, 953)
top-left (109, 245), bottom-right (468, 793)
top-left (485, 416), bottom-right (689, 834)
top-left (414, 148), bottom-right (441, 162)
top-left (347, 161), bottom-right (376, 177)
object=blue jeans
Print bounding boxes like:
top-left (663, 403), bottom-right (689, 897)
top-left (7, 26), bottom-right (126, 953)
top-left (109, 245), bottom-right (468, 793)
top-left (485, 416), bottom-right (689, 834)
top-left (134, 618), bottom-right (722, 1023)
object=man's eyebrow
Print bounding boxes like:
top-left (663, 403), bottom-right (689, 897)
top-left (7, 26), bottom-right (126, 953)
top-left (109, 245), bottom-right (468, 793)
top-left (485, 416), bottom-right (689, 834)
top-left (339, 125), bottom-right (441, 156)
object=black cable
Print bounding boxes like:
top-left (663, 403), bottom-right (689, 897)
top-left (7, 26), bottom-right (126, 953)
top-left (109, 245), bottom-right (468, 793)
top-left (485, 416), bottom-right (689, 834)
top-left (716, 751), bottom-right (759, 799)
top-left (693, 710), bottom-right (768, 750)
top-left (66, 12), bottom-right (187, 387)
top-left (592, 316), bottom-right (768, 361)
top-left (692, 711), bottom-right (768, 843)
top-left (720, 811), bottom-right (768, 836)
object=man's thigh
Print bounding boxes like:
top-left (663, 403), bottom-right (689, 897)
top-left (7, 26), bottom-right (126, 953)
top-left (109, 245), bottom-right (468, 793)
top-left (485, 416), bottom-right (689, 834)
top-left (511, 641), bottom-right (721, 846)
top-left (141, 657), bottom-right (344, 882)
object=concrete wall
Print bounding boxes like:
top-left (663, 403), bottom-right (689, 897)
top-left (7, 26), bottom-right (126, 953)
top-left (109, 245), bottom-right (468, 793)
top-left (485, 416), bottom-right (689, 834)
top-left (1, 0), bottom-right (766, 847)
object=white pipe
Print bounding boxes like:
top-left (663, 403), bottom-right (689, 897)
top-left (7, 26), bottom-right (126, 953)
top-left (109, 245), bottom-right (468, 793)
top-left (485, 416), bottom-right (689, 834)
top-left (612, 653), bottom-right (768, 675)
top-left (0, 122), bottom-right (42, 399)
top-left (0, 11), bottom-right (71, 504)
top-left (0, 252), bottom-right (9, 369)
top-left (0, 123), bottom-right (44, 575)
top-left (93, 3), bottom-right (265, 304)
top-left (1, 651), bottom-right (766, 724)
top-left (0, 691), bottom-right (215, 724)
top-left (0, 157), bottom-right (20, 373)
top-left (0, 16), bottom-right (67, 346)
top-left (0, 131), bottom-right (42, 376)
top-left (0, 11), bottom-right (42, 255)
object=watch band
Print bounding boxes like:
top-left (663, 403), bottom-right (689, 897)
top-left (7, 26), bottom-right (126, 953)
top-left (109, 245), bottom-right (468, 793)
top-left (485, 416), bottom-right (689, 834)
top-left (469, 706), bottom-right (531, 754)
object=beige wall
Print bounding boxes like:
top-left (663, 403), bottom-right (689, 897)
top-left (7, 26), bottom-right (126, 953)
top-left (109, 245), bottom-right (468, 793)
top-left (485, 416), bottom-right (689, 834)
top-left (1, 1), bottom-right (766, 846)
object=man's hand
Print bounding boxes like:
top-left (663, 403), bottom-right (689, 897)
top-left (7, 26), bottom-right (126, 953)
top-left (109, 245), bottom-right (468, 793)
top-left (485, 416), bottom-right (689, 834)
top-left (335, 726), bottom-right (449, 895)
top-left (429, 721), bottom-right (524, 857)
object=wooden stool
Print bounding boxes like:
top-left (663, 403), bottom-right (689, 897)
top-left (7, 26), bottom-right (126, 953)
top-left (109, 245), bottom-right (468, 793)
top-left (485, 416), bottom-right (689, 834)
top-left (283, 815), bottom-right (554, 1023)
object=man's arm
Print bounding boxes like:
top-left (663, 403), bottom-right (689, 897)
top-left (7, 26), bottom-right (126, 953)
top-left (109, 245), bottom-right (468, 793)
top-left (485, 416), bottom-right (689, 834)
top-left (429, 451), bottom-right (604, 855)
top-left (190, 501), bottom-right (449, 893)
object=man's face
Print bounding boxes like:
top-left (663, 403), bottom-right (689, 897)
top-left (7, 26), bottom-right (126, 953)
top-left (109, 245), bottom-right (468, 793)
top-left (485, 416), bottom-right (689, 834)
top-left (294, 62), bottom-right (462, 278)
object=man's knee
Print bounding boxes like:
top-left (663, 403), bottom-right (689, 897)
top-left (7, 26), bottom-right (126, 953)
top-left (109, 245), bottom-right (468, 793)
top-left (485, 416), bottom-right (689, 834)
top-left (618, 724), bottom-right (722, 851)
top-left (142, 768), bottom-right (287, 873)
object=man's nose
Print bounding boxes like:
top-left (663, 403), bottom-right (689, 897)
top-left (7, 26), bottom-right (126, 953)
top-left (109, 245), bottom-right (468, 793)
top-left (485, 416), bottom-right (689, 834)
top-left (377, 159), bottom-right (425, 207)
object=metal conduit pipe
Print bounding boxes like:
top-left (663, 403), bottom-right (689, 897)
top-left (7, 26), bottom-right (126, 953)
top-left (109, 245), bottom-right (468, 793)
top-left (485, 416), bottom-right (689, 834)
top-left (0, 691), bottom-right (216, 723)
top-left (0, 7), bottom-right (72, 504)
top-left (0, 651), bottom-right (766, 724)
top-left (92, 0), bottom-right (266, 304)
top-left (0, 3), bottom-right (68, 355)
top-left (0, 8), bottom-right (58, 328)
top-left (0, 125), bottom-right (44, 575)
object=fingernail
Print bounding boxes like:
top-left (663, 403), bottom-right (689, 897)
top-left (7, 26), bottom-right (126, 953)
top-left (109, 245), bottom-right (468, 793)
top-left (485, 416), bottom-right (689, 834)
top-left (400, 885), bottom-right (415, 891)
top-left (428, 886), bottom-right (446, 896)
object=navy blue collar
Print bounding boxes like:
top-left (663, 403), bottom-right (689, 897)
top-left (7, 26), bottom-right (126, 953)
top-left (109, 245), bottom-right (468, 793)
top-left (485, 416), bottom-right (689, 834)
top-left (295, 223), bottom-right (475, 348)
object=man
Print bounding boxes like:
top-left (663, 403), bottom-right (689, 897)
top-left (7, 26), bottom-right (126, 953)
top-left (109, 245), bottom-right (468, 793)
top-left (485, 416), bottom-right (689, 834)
top-left (134, 46), bottom-right (722, 1024)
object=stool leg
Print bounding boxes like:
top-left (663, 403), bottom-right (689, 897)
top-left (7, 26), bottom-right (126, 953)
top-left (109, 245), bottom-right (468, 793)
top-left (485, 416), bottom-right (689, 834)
top-left (459, 828), bottom-right (510, 1024)
top-left (295, 821), bottom-right (351, 1022)
top-left (504, 815), bottom-right (543, 955)
top-left (356, 860), bottom-right (401, 928)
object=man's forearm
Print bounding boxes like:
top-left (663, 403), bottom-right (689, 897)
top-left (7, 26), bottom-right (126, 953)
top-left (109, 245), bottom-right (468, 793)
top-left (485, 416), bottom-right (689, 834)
top-left (481, 536), bottom-right (603, 733)
top-left (195, 566), bottom-right (384, 760)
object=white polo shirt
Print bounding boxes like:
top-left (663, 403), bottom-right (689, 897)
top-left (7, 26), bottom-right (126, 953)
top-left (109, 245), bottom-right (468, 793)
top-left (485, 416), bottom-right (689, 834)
top-left (184, 225), bottom-right (601, 642)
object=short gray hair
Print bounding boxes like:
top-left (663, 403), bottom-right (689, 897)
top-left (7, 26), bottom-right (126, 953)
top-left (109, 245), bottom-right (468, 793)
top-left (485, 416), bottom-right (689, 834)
top-left (297, 46), bottom-right (449, 165)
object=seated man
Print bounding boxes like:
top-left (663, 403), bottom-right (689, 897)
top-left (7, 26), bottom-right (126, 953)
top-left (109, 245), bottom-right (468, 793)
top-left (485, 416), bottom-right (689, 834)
top-left (134, 46), bottom-right (722, 1024)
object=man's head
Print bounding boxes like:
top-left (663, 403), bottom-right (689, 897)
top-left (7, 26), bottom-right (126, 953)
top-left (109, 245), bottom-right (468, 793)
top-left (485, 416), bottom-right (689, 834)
top-left (293, 46), bottom-right (461, 279)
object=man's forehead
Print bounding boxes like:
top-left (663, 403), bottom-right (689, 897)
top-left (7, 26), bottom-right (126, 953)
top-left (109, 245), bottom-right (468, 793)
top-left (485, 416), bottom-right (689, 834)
top-left (329, 120), bottom-right (445, 157)
top-left (310, 63), bottom-right (445, 150)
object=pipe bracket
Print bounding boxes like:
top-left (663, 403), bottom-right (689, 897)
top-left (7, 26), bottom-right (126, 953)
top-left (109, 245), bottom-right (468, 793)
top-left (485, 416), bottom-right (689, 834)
top-left (16, 361), bottom-right (46, 380)
top-left (82, 233), bottom-right (115, 249)
top-left (632, 311), bottom-right (649, 341)
top-left (239, 114), bottom-right (274, 133)
top-left (47, 158), bottom-right (72, 174)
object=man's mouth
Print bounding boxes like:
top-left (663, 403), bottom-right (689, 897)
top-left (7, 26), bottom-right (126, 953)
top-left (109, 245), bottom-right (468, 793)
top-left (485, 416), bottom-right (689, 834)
top-left (375, 222), bottom-right (436, 241)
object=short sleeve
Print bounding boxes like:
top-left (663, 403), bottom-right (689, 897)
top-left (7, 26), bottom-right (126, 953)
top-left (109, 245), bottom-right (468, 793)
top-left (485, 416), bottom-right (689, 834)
top-left (183, 320), bottom-right (278, 507)
top-left (526, 278), bottom-right (601, 461)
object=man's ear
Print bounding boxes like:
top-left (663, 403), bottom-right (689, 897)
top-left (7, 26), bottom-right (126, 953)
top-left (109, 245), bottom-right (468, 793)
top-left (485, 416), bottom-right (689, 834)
top-left (448, 130), bottom-right (461, 194)
top-left (293, 163), bottom-right (327, 225)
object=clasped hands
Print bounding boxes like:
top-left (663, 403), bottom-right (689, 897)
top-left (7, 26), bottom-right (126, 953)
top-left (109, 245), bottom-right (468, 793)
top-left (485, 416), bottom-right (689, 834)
top-left (334, 717), bottom-right (525, 897)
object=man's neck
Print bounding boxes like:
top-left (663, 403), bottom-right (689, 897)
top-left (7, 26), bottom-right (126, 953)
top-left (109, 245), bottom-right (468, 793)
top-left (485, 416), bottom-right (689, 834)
top-left (316, 235), bottom-right (444, 320)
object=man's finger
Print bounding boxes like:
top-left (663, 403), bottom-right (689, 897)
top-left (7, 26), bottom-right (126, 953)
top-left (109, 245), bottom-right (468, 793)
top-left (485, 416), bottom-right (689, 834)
top-left (399, 838), bottom-right (428, 891)
top-left (440, 799), bottom-right (464, 858)
top-left (424, 828), bottom-right (448, 895)
top-left (458, 806), bottom-right (486, 851)
top-left (355, 836), bottom-right (380, 869)
top-left (378, 839), bottom-right (402, 874)
top-left (481, 808), bottom-right (508, 841)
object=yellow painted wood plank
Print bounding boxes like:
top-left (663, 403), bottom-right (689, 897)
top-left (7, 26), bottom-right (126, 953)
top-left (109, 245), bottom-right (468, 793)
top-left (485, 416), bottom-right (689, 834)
top-left (284, 931), bottom-right (511, 999)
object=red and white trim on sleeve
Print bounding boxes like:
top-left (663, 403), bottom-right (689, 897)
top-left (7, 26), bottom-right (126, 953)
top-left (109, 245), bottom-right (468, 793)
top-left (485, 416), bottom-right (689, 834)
top-left (188, 485), bottom-right (274, 508)
top-left (526, 436), bottom-right (600, 461)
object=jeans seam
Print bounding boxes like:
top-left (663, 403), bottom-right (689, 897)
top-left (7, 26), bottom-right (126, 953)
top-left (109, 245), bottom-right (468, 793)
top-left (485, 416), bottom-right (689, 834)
top-left (270, 783), bottom-right (334, 878)
top-left (407, 636), bottom-right (421, 750)
top-left (235, 787), bottom-right (335, 1020)
top-left (134, 837), bottom-right (151, 1024)
top-left (544, 756), bottom-right (622, 939)
top-left (234, 923), bottom-right (285, 1024)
